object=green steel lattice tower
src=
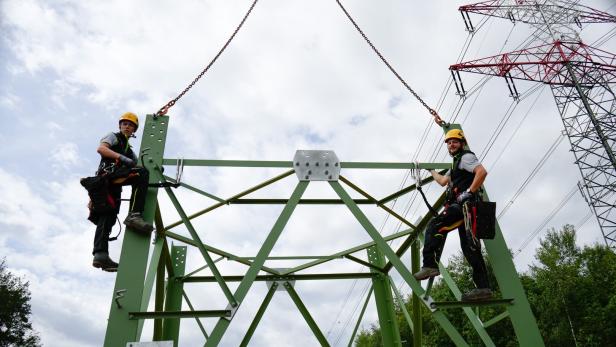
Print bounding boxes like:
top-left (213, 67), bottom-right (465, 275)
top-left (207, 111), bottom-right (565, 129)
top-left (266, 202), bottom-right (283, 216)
top-left (102, 114), bottom-right (544, 347)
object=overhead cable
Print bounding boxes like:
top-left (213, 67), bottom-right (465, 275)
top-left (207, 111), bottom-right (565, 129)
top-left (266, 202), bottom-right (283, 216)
top-left (498, 132), bottom-right (566, 219)
top-left (514, 183), bottom-right (578, 257)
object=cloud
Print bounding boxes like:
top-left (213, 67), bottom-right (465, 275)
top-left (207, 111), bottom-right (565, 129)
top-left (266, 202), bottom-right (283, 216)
top-left (1, 0), bottom-right (614, 346)
top-left (0, 91), bottom-right (20, 109)
top-left (49, 142), bottom-right (79, 172)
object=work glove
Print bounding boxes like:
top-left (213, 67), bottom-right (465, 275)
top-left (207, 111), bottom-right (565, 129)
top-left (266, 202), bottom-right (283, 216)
top-left (118, 154), bottom-right (136, 168)
top-left (457, 190), bottom-right (474, 204)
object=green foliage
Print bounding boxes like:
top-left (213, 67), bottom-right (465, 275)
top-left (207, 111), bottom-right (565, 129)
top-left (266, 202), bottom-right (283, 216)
top-left (354, 225), bottom-right (616, 347)
top-left (528, 225), bottom-right (616, 347)
top-left (0, 258), bottom-right (41, 347)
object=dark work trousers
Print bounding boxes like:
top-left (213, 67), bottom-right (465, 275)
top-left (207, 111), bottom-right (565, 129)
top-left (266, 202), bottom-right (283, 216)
top-left (92, 166), bottom-right (149, 255)
top-left (422, 202), bottom-right (490, 289)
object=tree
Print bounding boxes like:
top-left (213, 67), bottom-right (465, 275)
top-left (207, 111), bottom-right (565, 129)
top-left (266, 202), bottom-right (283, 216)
top-left (529, 225), bottom-right (616, 346)
top-left (0, 258), bottom-right (41, 347)
top-left (354, 225), bottom-right (616, 346)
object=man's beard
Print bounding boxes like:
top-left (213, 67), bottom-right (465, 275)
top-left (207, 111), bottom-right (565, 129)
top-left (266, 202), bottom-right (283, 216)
top-left (449, 147), bottom-right (462, 156)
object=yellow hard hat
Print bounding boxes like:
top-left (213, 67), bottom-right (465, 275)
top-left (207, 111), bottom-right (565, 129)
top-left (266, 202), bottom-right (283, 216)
top-left (119, 112), bottom-right (139, 130)
top-left (444, 129), bottom-right (465, 142)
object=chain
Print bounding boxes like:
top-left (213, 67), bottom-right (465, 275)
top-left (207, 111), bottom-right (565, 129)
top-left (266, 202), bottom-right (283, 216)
top-left (334, 0), bottom-right (446, 126)
top-left (155, 0), bottom-right (260, 117)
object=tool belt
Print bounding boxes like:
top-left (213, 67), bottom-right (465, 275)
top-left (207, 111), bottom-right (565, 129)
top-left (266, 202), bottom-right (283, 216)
top-left (463, 200), bottom-right (496, 240)
top-left (80, 175), bottom-right (117, 215)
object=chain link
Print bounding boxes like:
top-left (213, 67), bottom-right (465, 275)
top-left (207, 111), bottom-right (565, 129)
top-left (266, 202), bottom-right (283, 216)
top-left (334, 0), bottom-right (446, 126)
top-left (155, 0), bottom-right (259, 117)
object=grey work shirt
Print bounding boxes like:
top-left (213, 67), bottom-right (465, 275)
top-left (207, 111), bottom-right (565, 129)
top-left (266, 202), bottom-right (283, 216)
top-left (100, 132), bottom-right (137, 161)
top-left (445, 152), bottom-right (480, 186)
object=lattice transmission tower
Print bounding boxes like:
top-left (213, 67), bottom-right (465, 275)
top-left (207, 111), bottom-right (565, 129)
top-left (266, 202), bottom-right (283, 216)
top-left (451, 0), bottom-right (616, 250)
top-left (101, 116), bottom-right (543, 347)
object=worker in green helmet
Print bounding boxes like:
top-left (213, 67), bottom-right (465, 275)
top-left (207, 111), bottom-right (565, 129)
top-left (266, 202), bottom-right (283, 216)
top-left (413, 129), bottom-right (492, 301)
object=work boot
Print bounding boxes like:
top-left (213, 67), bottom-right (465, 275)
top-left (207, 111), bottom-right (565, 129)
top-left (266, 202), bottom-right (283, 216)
top-left (124, 212), bottom-right (153, 235)
top-left (461, 288), bottom-right (493, 301)
top-left (413, 267), bottom-right (440, 280)
top-left (92, 252), bottom-right (118, 272)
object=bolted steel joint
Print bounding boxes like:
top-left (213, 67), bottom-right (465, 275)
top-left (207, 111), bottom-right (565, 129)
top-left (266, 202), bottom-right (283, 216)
top-left (293, 150), bottom-right (341, 182)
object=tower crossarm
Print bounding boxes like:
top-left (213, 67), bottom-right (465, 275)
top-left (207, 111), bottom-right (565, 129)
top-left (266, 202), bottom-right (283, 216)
top-left (450, 41), bottom-right (616, 85)
top-left (459, 0), bottom-right (616, 25)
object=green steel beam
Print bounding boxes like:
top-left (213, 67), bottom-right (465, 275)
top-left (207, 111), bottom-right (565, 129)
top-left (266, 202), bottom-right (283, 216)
top-left (342, 162), bottom-right (450, 170)
top-left (483, 310), bottom-right (510, 329)
top-left (344, 254), bottom-right (385, 272)
top-left (153, 246), bottom-right (166, 341)
top-left (163, 185), bottom-right (237, 307)
top-left (330, 180), bottom-right (470, 347)
top-left (378, 169), bottom-right (447, 205)
top-left (390, 277), bottom-right (414, 335)
top-left (164, 231), bottom-right (281, 275)
top-left (347, 286), bottom-right (374, 347)
top-left (411, 237), bottom-right (422, 347)
top-left (103, 114), bottom-right (169, 347)
top-left (339, 175), bottom-right (417, 228)
top-left (164, 170), bottom-right (295, 231)
top-left (154, 205), bottom-right (166, 341)
top-left (239, 255), bottom-right (341, 260)
top-left (430, 299), bottom-right (514, 310)
top-left (163, 175), bottom-right (225, 203)
top-left (368, 246), bottom-right (401, 347)
top-left (181, 256), bottom-right (225, 280)
top-left (163, 159), bottom-right (293, 167)
top-left (279, 228), bottom-right (413, 276)
top-left (181, 291), bottom-right (209, 340)
top-left (183, 273), bottom-right (376, 283)
top-left (205, 181), bottom-right (309, 346)
top-left (136, 234), bottom-right (165, 339)
top-left (283, 282), bottom-right (331, 347)
top-left (162, 159), bottom-right (450, 170)
top-left (131, 310), bottom-right (231, 319)
top-left (229, 198), bottom-right (374, 204)
top-left (443, 123), bottom-right (544, 347)
top-left (239, 283), bottom-right (278, 347)
top-left (162, 245), bottom-right (187, 346)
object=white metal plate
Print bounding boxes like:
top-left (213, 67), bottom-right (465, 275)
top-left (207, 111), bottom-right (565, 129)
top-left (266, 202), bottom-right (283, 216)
top-left (126, 342), bottom-right (173, 347)
top-left (293, 150), bottom-right (340, 181)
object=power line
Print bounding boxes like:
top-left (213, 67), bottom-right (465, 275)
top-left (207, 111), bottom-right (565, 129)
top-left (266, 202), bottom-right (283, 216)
top-left (498, 132), bottom-right (566, 219)
top-left (514, 183), bottom-right (578, 257)
top-left (487, 85), bottom-right (547, 172)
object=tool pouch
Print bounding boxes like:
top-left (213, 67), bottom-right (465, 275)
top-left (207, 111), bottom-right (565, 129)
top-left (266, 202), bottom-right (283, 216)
top-left (80, 176), bottom-right (116, 215)
top-left (463, 200), bottom-right (496, 240)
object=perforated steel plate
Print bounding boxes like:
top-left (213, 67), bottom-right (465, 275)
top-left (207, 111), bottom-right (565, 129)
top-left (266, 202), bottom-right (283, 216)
top-left (293, 150), bottom-right (340, 181)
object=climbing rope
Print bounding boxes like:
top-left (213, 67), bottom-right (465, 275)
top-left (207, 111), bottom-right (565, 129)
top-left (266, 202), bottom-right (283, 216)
top-left (334, 0), bottom-right (447, 126)
top-left (155, 0), bottom-right (259, 117)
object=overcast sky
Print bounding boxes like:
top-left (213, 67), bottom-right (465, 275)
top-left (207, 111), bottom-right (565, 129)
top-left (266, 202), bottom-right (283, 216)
top-left (1, 1), bottom-right (615, 346)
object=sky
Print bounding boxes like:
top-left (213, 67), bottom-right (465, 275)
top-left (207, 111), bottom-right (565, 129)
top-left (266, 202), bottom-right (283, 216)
top-left (1, 0), bottom-right (615, 346)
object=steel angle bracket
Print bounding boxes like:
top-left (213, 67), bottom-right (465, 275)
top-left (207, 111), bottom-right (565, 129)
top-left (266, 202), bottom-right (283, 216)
top-left (222, 303), bottom-right (238, 321)
top-left (422, 295), bottom-right (437, 313)
top-left (126, 342), bottom-right (173, 347)
top-left (293, 150), bottom-right (340, 181)
top-left (265, 268), bottom-right (295, 291)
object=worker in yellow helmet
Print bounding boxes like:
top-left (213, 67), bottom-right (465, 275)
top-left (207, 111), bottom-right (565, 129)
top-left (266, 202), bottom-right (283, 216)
top-left (413, 129), bottom-right (492, 301)
top-left (85, 112), bottom-right (152, 272)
